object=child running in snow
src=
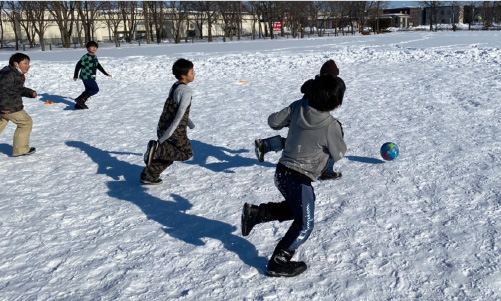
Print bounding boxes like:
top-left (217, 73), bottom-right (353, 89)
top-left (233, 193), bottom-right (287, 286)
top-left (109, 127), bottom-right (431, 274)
top-left (73, 41), bottom-right (112, 109)
top-left (254, 59), bottom-right (343, 180)
top-left (140, 58), bottom-right (196, 185)
top-left (242, 75), bottom-right (347, 277)
top-left (0, 53), bottom-right (38, 157)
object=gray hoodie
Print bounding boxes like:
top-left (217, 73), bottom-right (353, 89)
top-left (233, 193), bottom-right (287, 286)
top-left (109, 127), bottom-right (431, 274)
top-left (268, 98), bottom-right (347, 181)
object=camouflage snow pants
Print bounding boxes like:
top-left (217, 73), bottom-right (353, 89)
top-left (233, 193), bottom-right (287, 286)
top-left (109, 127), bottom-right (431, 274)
top-left (140, 137), bottom-right (193, 181)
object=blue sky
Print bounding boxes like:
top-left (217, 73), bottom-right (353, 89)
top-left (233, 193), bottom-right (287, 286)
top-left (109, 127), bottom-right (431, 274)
top-left (387, 1), bottom-right (421, 8)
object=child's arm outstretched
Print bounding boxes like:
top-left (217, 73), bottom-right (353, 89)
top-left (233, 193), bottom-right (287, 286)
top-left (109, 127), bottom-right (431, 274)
top-left (267, 105), bottom-right (292, 130)
top-left (97, 64), bottom-right (112, 77)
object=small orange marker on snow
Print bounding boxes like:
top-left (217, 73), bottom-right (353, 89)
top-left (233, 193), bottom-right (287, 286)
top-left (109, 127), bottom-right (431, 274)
top-left (44, 101), bottom-right (54, 105)
top-left (239, 80), bottom-right (246, 84)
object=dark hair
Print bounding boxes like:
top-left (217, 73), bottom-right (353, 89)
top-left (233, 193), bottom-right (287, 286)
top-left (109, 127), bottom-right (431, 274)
top-left (86, 41), bottom-right (99, 49)
top-left (172, 58), bottom-right (194, 80)
top-left (308, 75), bottom-right (346, 112)
top-left (9, 53), bottom-right (30, 66)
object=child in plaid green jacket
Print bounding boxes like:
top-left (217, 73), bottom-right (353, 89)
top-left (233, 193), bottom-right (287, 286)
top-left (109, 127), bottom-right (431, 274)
top-left (73, 41), bottom-right (112, 109)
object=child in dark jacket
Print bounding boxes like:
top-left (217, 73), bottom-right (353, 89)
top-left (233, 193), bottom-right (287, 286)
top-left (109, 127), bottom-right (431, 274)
top-left (254, 60), bottom-right (342, 180)
top-left (242, 75), bottom-right (347, 277)
top-left (0, 53), bottom-right (37, 157)
top-left (73, 41), bottom-right (112, 109)
top-left (140, 58), bottom-right (196, 185)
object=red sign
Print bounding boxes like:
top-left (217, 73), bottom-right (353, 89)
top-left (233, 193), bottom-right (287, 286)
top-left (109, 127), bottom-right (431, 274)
top-left (273, 22), bottom-right (281, 32)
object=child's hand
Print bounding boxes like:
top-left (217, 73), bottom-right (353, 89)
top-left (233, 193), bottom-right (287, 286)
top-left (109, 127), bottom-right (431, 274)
top-left (73, 78), bottom-right (78, 81)
top-left (32, 91), bottom-right (37, 98)
top-left (107, 74), bottom-right (112, 78)
top-left (1, 110), bottom-right (10, 115)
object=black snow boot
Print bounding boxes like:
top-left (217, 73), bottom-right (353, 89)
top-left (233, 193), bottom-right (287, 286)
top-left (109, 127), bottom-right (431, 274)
top-left (241, 203), bottom-right (260, 236)
top-left (318, 170), bottom-right (342, 181)
top-left (266, 244), bottom-right (307, 277)
top-left (254, 139), bottom-right (265, 162)
top-left (75, 92), bottom-right (90, 109)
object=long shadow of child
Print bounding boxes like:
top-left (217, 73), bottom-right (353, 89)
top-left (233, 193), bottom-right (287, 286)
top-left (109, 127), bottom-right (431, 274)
top-left (66, 140), bottom-right (268, 273)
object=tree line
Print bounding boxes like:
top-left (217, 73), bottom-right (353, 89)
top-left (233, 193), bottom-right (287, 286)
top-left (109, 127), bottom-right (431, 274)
top-left (1, 1), bottom-right (501, 51)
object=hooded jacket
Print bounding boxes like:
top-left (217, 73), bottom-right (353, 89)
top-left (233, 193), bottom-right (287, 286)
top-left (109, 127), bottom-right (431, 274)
top-left (0, 65), bottom-right (36, 113)
top-left (268, 98), bottom-right (346, 181)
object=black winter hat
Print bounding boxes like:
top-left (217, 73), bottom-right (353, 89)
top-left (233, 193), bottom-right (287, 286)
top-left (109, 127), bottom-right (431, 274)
top-left (320, 59), bottom-right (339, 76)
top-left (309, 75), bottom-right (346, 112)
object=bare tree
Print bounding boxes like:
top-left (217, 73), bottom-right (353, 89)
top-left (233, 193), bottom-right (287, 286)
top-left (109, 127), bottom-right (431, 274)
top-left (217, 1), bottom-right (243, 41)
top-left (186, 2), bottom-right (207, 39)
top-left (306, 2), bottom-right (323, 36)
top-left (198, 1), bottom-right (219, 42)
top-left (75, 1), bottom-right (102, 44)
top-left (0, 1), bottom-right (4, 48)
top-left (142, 1), bottom-right (152, 43)
top-left (165, 1), bottom-right (189, 44)
top-left (119, 1), bottom-right (139, 42)
top-left (3, 2), bottom-right (21, 49)
top-left (288, 1), bottom-right (310, 38)
top-left (420, 1), bottom-right (441, 31)
top-left (20, 1), bottom-right (50, 50)
top-left (11, 1), bottom-right (37, 48)
top-left (324, 1), bottom-right (345, 36)
top-left (147, 2), bottom-right (166, 44)
top-left (244, 2), bottom-right (264, 39)
top-left (47, 1), bottom-right (76, 48)
top-left (101, 1), bottom-right (122, 47)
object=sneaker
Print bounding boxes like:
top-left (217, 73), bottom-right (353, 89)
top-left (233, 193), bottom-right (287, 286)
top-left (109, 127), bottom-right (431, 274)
top-left (140, 178), bottom-right (163, 185)
top-left (254, 139), bottom-right (264, 162)
top-left (13, 147), bottom-right (36, 157)
top-left (75, 98), bottom-right (88, 109)
top-left (144, 140), bottom-right (159, 166)
top-left (318, 171), bottom-right (342, 181)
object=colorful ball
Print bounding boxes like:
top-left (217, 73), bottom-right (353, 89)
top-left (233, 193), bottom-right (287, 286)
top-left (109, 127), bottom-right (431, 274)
top-left (380, 142), bottom-right (399, 161)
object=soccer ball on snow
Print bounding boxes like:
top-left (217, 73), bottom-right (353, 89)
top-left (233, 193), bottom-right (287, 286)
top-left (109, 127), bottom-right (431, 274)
top-left (380, 142), bottom-right (399, 161)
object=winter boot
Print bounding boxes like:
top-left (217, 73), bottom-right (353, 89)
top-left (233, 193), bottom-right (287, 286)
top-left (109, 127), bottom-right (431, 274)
top-left (318, 170), bottom-right (342, 181)
top-left (140, 177), bottom-right (163, 185)
top-left (75, 92), bottom-right (90, 109)
top-left (266, 244), bottom-right (307, 277)
top-left (254, 139), bottom-right (265, 162)
top-left (241, 203), bottom-right (260, 236)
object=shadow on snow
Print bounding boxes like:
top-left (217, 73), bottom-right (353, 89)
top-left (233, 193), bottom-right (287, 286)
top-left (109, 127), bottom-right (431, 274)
top-left (345, 155), bottom-right (385, 164)
top-left (65, 140), bottom-right (268, 273)
top-left (38, 93), bottom-right (76, 111)
top-left (186, 139), bottom-right (275, 173)
top-left (0, 143), bottom-right (12, 156)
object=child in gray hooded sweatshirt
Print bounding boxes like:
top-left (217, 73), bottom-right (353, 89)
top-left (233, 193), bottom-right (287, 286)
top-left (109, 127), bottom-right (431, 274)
top-left (242, 75), bottom-right (347, 277)
top-left (254, 59), bottom-right (342, 181)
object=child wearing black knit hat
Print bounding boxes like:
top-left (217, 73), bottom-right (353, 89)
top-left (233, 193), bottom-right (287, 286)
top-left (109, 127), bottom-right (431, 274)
top-left (243, 75), bottom-right (347, 277)
top-left (254, 59), bottom-right (344, 180)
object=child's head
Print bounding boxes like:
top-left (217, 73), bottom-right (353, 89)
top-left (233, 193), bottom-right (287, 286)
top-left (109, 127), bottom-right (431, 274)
top-left (309, 75), bottom-right (346, 112)
top-left (9, 53), bottom-right (30, 67)
top-left (86, 41), bottom-right (99, 49)
top-left (172, 58), bottom-right (194, 80)
top-left (9, 53), bottom-right (31, 74)
top-left (320, 59), bottom-right (339, 76)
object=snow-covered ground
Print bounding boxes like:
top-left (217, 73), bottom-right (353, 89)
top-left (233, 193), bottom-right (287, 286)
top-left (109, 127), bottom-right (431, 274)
top-left (1, 31), bottom-right (501, 300)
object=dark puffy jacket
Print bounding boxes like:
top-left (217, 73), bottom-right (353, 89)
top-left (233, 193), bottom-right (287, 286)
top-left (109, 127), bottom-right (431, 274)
top-left (0, 65), bottom-right (36, 113)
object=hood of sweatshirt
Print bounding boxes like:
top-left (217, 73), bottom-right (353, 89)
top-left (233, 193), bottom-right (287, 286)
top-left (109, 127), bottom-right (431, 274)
top-left (296, 99), bottom-right (333, 130)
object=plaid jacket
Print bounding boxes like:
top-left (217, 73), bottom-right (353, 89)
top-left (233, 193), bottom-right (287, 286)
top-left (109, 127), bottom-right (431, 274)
top-left (74, 54), bottom-right (108, 80)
